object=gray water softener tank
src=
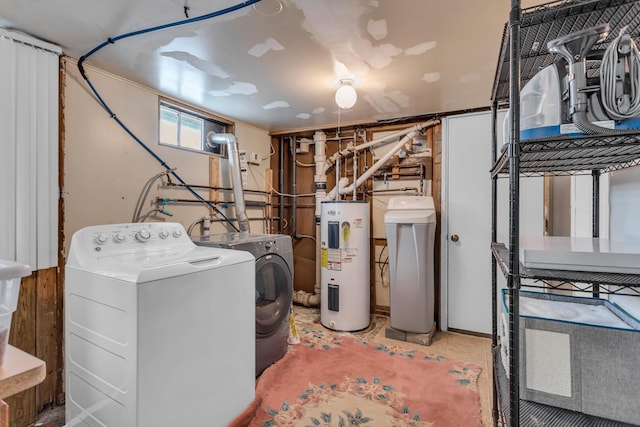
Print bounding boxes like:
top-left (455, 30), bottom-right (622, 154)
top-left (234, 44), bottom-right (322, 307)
top-left (384, 196), bottom-right (437, 334)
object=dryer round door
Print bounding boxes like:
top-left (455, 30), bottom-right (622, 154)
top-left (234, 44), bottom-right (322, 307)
top-left (255, 253), bottom-right (293, 337)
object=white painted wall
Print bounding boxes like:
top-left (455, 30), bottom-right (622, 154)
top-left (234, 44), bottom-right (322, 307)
top-left (608, 165), bottom-right (640, 316)
top-left (62, 59), bottom-right (271, 256)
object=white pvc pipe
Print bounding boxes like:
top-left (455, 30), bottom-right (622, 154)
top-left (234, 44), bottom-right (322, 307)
top-left (326, 120), bottom-right (439, 197)
top-left (351, 121), bottom-right (436, 152)
top-left (313, 131), bottom-right (327, 219)
top-left (322, 120), bottom-right (438, 175)
top-left (313, 131), bottom-right (327, 303)
top-left (340, 131), bottom-right (416, 195)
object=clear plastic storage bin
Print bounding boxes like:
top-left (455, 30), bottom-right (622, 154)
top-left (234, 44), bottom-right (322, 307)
top-left (0, 259), bottom-right (31, 365)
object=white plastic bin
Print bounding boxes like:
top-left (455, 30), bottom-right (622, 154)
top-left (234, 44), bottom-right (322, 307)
top-left (0, 259), bottom-right (31, 365)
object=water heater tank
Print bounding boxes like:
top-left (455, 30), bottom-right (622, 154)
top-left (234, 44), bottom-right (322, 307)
top-left (320, 200), bottom-right (370, 331)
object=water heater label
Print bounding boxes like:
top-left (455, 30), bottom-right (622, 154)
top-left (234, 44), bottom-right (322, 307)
top-left (342, 248), bottom-right (358, 263)
top-left (353, 219), bottom-right (364, 229)
top-left (327, 248), bottom-right (342, 270)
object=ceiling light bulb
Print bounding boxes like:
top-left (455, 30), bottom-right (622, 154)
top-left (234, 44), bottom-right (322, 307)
top-left (335, 80), bottom-right (357, 109)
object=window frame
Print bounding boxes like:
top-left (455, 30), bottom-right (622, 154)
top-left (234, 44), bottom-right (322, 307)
top-left (158, 97), bottom-right (234, 157)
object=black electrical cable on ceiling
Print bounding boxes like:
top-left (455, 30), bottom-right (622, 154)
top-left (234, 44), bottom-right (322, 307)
top-left (77, 0), bottom-right (263, 231)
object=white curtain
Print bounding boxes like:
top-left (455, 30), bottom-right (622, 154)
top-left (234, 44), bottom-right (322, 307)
top-left (0, 29), bottom-right (61, 269)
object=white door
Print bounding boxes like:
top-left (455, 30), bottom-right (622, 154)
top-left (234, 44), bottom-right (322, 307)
top-left (442, 111), bottom-right (544, 334)
top-left (442, 111), bottom-right (494, 334)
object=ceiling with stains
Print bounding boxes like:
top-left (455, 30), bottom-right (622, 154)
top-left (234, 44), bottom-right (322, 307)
top-left (0, 0), bottom-right (544, 133)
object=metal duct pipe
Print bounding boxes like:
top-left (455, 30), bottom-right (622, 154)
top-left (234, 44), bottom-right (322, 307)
top-left (206, 132), bottom-right (250, 232)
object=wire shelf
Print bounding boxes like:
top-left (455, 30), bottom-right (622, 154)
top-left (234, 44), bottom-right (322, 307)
top-left (491, 131), bottom-right (640, 177)
top-left (492, 243), bottom-right (640, 288)
top-left (491, 0), bottom-right (640, 104)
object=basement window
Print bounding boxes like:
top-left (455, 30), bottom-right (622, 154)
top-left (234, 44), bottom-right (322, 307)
top-left (159, 99), bottom-right (233, 156)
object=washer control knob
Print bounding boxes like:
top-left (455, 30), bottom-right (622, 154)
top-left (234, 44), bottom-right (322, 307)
top-left (159, 230), bottom-right (170, 239)
top-left (94, 234), bottom-right (108, 245)
top-left (172, 229), bottom-right (182, 238)
top-left (265, 242), bottom-right (272, 251)
top-left (135, 230), bottom-right (151, 242)
top-left (114, 233), bottom-right (126, 243)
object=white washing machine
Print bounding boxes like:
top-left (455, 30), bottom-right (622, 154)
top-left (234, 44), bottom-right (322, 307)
top-left (65, 223), bottom-right (255, 426)
top-left (193, 233), bottom-right (293, 376)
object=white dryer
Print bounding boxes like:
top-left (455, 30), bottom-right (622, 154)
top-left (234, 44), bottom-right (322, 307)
top-left (65, 223), bottom-right (255, 426)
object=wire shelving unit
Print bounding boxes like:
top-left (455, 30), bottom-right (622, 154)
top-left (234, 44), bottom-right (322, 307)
top-left (490, 1), bottom-right (640, 425)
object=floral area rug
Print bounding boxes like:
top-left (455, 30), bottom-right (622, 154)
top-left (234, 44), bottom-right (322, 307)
top-left (230, 308), bottom-right (483, 427)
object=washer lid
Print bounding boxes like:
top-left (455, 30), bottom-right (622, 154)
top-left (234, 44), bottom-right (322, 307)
top-left (69, 246), bottom-right (254, 283)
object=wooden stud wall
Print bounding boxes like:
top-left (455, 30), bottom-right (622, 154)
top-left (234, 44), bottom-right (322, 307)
top-left (6, 267), bottom-right (61, 427)
top-left (271, 122), bottom-right (442, 325)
